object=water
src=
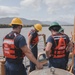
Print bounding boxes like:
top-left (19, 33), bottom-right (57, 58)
top-left (0, 26), bottom-right (73, 56)
top-left (0, 26), bottom-right (74, 71)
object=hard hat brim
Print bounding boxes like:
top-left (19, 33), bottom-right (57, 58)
top-left (9, 24), bottom-right (23, 26)
top-left (49, 25), bottom-right (61, 30)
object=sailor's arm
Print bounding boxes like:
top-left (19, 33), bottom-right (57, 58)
top-left (66, 41), bottom-right (74, 52)
top-left (21, 45), bottom-right (43, 69)
top-left (27, 34), bottom-right (32, 49)
top-left (45, 42), bottom-right (52, 58)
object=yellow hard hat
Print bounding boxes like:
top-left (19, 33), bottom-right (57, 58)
top-left (34, 24), bottom-right (42, 31)
top-left (10, 17), bottom-right (23, 26)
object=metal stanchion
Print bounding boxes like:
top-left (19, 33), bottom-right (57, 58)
top-left (0, 57), bottom-right (5, 75)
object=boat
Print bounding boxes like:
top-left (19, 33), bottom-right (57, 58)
top-left (0, 33), bottom-right (74, 75)
top-left (0, 18), bottom-right (75, 75)
top-left (29, 67), bottom-right (74, 75)
top-left (0, 57), bottom-right (5, 75)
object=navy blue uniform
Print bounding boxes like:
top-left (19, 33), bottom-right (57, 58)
top-left (47, 34), bottom-right (70, 70)
top-left (29, 30), bottom-right (38, 72)
top-left (4, 32), bottom-right (27, 75)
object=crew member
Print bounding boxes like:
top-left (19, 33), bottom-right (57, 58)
top-left (3, 17), bottom-right (43, 75)
top-left (45, 22), bottom-right (70, 70)
top-left (28, 24), bottom-right (44, 72)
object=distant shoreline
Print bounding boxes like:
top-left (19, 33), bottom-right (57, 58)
top-left (0, 24), bottom-right (73, 28)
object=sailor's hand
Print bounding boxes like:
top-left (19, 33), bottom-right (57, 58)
top-left (42, 34), bottom-right (45, 36)
top-left (66, 42), bottom-right (74, 52)
top-left (39, 34), bottom-right (45, 36)
top-left (67, 63), bottom-right (73, 70)
top-left (46, 54), bottom-right (51, 58)
top-left (36, 62), bottom-right (43, 69)
top-left (69, 42), bottom-right (74, 47)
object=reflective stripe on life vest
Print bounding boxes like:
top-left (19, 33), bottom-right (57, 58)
top-left (3, 32), bottom-right (25, 59)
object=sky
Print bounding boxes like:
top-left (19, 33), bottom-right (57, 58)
top-left (0, 0), bottom-right (75, 24)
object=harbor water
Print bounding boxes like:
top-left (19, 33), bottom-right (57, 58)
top-left (0, 26), bottom-right (73, 56)
top-left (0, 26), bottom-right (74, 75)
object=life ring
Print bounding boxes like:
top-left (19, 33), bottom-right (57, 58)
top-left (38, 52), bottom-right (48, 66)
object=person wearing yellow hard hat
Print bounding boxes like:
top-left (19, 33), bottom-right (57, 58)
top-left (2, 18), bottom-right (43, 75)
top-left (27, 23), bottom-right (45, 72)
top-left (45, 22), bottom-right (70, 70)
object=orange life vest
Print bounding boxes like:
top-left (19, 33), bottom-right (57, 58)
top-left (3, 32), bottom-right (25, 59)
top-left (28, 29), bottom-right (39, 45)
top-left (51, 34), bottom-right (67, 58)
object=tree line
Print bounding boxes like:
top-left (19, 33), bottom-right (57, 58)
top-left (0, 24), bottom-right (34, 28)
top-left (0, 24), bottom-right (50, 28)
top-left (0, 24), bottom-right (73, 28)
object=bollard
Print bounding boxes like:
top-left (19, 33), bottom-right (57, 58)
top-left (0, 58), bottom-right (5, 75)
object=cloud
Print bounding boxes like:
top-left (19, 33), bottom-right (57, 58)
top-left (0, 0), bottom-right (74, 24)
top-left (43, 0), bottom-right (75, 15)
top-left (20, 0), bottom-right (42, 11)
top-left (0, 6), bottom-right (20, 16)
top-left (20, 0), bottom-right (75, 15)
